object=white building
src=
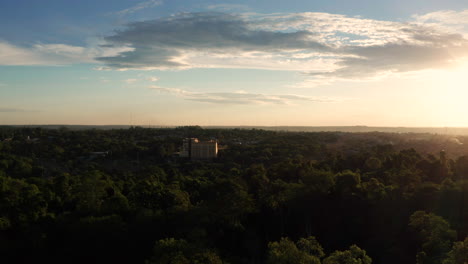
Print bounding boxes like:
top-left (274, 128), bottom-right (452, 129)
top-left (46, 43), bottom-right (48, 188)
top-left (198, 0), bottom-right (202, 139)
top-left (180, 138), bottom-right (218, 159)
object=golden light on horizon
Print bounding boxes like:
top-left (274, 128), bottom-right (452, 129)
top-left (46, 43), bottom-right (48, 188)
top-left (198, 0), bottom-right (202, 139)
top-left (424, 59), bottom-right (468, 127)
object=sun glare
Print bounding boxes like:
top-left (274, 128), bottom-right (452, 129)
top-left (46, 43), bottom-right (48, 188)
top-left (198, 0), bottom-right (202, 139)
top-left (426, 59), bottom-right (468, 126)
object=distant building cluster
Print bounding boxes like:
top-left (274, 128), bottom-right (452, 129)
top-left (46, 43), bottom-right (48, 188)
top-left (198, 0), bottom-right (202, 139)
top-left (180, 138), bottom-right (218, 160)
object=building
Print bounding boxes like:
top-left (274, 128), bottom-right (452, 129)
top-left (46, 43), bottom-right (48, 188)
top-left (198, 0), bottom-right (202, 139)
top-left (180, 138), bottom-right (218, 160)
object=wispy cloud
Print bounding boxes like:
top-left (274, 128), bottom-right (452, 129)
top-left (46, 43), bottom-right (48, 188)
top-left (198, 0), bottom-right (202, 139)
top-left (0, 41), bottom-right (132, 66)
top-left (100, 77), bottom-right (110, 83)
top-left (0, 41), bottom-right (47, 65)
top-left (206, 4), bottom-right (250, 12)
top-left (0, 107), bottom-right (32, 113)
top-left (149, 86), bottom-right (340, 105)
top-left (147, 77), bottom-right (159, 82)
top-left (114, 0), bottom-right (163, 16)
top-left (412, 10), bottom-right (468, 36)
top-left (124, 78), bottom-right (138, 84)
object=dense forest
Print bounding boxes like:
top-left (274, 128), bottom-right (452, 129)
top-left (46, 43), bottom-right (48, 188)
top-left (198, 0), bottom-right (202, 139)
top-left (0, 126), bottom-right (467, 264)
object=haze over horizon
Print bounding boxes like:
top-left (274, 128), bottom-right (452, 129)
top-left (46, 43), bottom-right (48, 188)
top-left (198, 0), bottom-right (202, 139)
top-left (1, 0), bottom-right (468, 126)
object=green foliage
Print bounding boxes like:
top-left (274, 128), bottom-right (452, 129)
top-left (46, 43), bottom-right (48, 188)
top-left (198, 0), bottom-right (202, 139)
top-left (323, 245), bottom-right (372, 264)
top-left (128, 178), bottom-right (165, 210)
top-left (300, 167), bottom-right (335, 194)
top-left (267, 237), bottom-right (321, 264)
top-left (335, 170), bottom-right (361, 194)
top-left (0, 174), bottom-right (47, 224)
top-left (73, 171), bottom-right (109, 214)
top-left (365, 157), bottom-right (382, 170)
top-left (443, 237), bottom-right (468, 264)
top-left (147, 238), bottom-right (222, 264)
top-left (0, 127), bottom-right (467, 264)
top-left (409, 211), bottom-right (457, 264)
top-left (203, 178), bottom-right (255, 228)
top-left (0, 217), bottom-right (10, 230)
top-left (101, 192), bottom-right (130, 214)
top-left (147, 238), bottom-right (191, 264)
top-left (164, 183), bottom-right (191, 212)
top-left (362, 178), bottom-right (386, 201)
top-left (296, 236), bottom-right (325, 258)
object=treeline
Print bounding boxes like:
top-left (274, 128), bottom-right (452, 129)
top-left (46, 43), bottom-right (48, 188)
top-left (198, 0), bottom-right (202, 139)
top-left (0, 126), bottom-right (467, 263)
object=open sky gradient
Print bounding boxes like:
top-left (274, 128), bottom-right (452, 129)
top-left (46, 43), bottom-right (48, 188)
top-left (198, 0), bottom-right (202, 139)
top-left (1, 0), bottom-right (468, 126)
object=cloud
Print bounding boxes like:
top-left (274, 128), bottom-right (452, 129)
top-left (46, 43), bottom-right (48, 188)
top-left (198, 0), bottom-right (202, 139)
top-left (413, 10), bottom-right (468, 35)
top-left (311, 36), bottom-right (468, 79)
top-left (206, 4), bottom-right (250, 12)
top-left (149, 86), bottom-right (340, 105)
top-left (124, 78), bottom-right (138, 84)
top-left (0, 41), bottom-right (47, 65)
top-left (0, 40), bottom-right (133, 66)
top-left (100, 77), bottom-right (110, 83)
top-left (0, 107), bottom-right (30, 113)
top-left (114, 0), bottom-right (163, 16)
top-left (97, 11), bottom-right (468, 84)
top-left (2, 9), bottom-right (468, 85)
top-left (0, 41), bottom-right (99, 65)
top-left (31, 43), bottom-right (96, 64)
top-left (96, 12), bottom-right (332, 70)
top-left (147, 77), bottom-right (159, 82)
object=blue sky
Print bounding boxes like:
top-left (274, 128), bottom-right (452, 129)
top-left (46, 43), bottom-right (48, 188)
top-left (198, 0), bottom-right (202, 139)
top-left (1, 0), bottom-right (468, 126)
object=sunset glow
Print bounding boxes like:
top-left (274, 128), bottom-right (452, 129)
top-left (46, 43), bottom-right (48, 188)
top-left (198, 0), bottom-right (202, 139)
top-left (1, 1), bottom-right (468, 127)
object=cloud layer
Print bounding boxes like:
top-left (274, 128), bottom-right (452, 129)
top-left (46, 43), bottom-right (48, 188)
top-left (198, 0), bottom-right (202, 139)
top-left (96, 12), bottom-right (331, 70)
top-left (95, 10), bottom-right (468, 83)
top-left (150, 86), bottom-right (339, 105)
top-left (2, 9), bottom-right (468, 85)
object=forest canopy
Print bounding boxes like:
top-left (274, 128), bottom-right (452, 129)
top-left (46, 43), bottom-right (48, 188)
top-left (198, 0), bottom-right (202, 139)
top-left (0, 126), bottom-right (467, 263)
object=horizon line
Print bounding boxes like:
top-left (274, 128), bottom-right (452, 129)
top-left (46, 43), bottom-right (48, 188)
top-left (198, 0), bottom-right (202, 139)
top-left (1, 124), bottom-right (468, 129)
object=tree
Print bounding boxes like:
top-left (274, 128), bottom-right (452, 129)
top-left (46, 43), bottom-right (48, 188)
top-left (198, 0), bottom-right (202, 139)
top-left (443, 237), bottom-right (468, 264)
top-left (297, 236), bottom-right (325, 259)
top-left (335, 170), bottom-right (361, 195)
top-left (128, 178), bottom-right (165, 210)
top-left (146, 238), bottom-right (222, 264)
top-left (74, 170), bottom-right (109, 214)
top-left (0, 175), bottom-right (47, 224)
top-left (409, 211), bottom-right (457, 264)
top-left (323, 245), bottom-right (372, 264)
top-left (147, 238), bottom-right (191, 264)
top-left (300, 167), bottom-right (335, 194)
top-left (204, 178), bottom-right (254, 228)
top-left (101, 192), bottom-right (130, 214)
top-left (365, 157), bottom-right (382, 171)
top-left (267, 237), bottom-right (321, 264)
top-left (362, 178), bottom-right (386, 201)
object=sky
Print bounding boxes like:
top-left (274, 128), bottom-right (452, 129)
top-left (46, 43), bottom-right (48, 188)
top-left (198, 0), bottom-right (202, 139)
top-left (1, 0), bottom-right (468, 126)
